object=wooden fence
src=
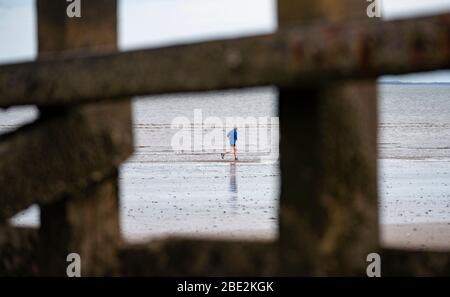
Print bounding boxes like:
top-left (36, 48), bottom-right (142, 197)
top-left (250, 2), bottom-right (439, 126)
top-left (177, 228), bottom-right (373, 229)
top-left (0, 0), bottom-right (450, 276)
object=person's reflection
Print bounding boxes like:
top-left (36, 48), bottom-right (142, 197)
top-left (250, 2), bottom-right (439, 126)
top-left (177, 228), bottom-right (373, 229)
top-left (228, 163), bottom-right (238, 213)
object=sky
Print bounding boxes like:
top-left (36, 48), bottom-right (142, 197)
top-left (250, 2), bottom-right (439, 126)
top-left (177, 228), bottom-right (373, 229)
top-left (1, 0), bottom-right (450, 82)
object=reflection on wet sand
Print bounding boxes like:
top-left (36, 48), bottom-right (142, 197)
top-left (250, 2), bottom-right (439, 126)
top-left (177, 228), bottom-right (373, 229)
top-left (228, 163), bottom-right (238, 213)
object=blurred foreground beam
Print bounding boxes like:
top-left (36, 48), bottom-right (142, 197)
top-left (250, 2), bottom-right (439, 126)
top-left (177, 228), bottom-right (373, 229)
top-left (0, 13), bottom-right (449, 107)
top-left (118, 239), bottom-right (450, 277)
top-left (278, 0), bottom-right (378, 276)
top-left (3, 229), bottom-right (450, 276)
top-left (0, 105), bottom-right (132, 220)
top-left (279, 82), bottom-right (379, 275)
top-left (0, 225), bottom-right (39, 276)
top-left (381, 249), bottom-right (450, 276)
top-left (119, 239), bottom-right (277, 276)
top-left (35, 0), bottom-right (132, 276)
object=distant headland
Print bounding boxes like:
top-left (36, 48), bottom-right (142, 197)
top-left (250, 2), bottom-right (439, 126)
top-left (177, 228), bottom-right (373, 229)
top-left (378, 81), bottom-right (450, 85)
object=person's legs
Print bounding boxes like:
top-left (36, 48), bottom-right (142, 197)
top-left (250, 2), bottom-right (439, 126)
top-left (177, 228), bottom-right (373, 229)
top-left (221, 146), bottom-right (231, 159)
top-left (221, 145), bottom-right (237, 159)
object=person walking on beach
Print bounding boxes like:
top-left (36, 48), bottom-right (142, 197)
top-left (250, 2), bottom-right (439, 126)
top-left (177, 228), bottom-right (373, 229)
top-left (221, 126), bottom-right (238, 161)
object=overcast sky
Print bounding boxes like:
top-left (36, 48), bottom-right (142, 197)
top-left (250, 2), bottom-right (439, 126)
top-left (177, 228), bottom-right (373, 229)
top-left (1, 0), bottom-right (450, 82)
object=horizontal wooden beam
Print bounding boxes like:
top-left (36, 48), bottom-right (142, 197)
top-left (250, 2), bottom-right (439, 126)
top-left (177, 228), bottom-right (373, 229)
top-left (381, 248), bottom-right (450, 276)
top-left (119, 239), bottom-right (450, 276)
top-left (0, 13), bottom-right (449, 108)
top-left (0, 101), bottom-right (133, 220)
top-left (119, 238), bottom-right (277, 276)
top-left (2, 229), bottom-right (450, 276)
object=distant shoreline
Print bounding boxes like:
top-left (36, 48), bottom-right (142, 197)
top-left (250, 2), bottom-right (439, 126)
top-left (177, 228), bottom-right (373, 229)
top-left (378, 81), bottom-right (450, 85)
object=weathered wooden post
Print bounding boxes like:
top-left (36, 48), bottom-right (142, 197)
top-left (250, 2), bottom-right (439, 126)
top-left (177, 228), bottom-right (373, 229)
top-left (278, 0), bottom-right (379, 275)
top-left (36, 0), bottom-right (133, 276)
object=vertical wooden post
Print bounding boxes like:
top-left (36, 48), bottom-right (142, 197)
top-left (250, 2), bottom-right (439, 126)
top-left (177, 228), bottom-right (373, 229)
top-left (37, 0), bottom-right (132, 276)
top-left (278, 0), bottom-right (379, 275)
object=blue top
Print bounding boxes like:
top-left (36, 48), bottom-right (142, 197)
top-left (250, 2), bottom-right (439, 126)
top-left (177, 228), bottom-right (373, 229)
top-left (227, 128), bottom-right (238, 145)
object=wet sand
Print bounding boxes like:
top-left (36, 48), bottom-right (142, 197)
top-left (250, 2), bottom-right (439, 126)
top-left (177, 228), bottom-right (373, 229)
top-left (119, 159), bottom-right (279, 242)
top-left (379, 159), bottom-right (450, 225)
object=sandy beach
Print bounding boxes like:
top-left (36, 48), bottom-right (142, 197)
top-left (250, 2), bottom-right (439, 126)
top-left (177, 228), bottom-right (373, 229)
top-left (381, 223), bottom-right (450, 251)
top-left (5, 84), bottom-right (450, 250)
top-left (119, 160), bottom-right (279, 242)
top-left (377, 84), bottom-right (450, 250)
